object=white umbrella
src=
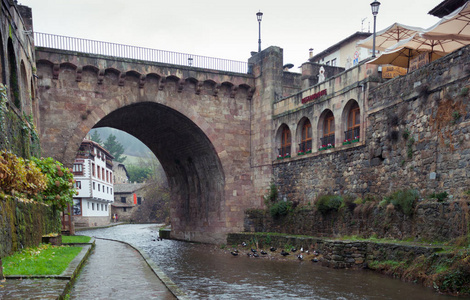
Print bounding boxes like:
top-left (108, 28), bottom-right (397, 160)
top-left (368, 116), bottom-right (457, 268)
top-left (424, 1), bottom-right (470, 38)
top-left (357, 22), bottom-right (425, 51)
top-left (386, 33), bottom-right (469, 55)
top-left (367, 46), bottom-right (442, 69)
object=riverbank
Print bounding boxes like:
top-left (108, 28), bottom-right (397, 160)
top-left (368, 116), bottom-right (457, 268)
top-left (226, 232), bottom-right (470, 296)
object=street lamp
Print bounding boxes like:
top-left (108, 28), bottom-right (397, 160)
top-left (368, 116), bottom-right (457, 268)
top-left (256, 11), bottom-right (263, 52)
top-left (370, 0), bottom-right (381, 58)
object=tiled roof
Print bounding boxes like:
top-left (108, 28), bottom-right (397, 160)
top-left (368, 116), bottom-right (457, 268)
top-left (113, 183), bottom-right (147, 193)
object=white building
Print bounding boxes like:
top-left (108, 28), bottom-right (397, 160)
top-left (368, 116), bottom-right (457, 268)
top-left (72, 139), bottom-right (114, 227)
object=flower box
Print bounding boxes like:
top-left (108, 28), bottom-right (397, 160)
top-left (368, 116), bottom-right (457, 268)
top-left (343, 140), bottom-right (352, 145)
top-left (297, 151), bottom-right (305, 156)
top-left (305, 150), bottom-right (312, 154)
top-left (352, 138), bottom-right (360, 143)
top-left (319, 147), bottom-right (327, 151)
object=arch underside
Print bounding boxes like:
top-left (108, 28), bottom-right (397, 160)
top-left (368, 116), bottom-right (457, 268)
top-left (94, 102), bottom-right (225, 239)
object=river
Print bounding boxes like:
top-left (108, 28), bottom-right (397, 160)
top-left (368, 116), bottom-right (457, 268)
top-left (78, 224), bottom-right (456, 300)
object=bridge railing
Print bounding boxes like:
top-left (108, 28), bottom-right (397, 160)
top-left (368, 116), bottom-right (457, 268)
top-left (34, 32), bottom-right (249, 74)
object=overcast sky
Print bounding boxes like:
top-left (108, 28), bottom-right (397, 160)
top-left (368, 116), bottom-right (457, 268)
top-left (19, 0), bottom-right (444, 71)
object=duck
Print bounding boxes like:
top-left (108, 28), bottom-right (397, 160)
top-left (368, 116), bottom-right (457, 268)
top-left (280, 250), bottom-right (290, 256)
top-left (253, 253), bottom-right (259, 257)
top-left (260, 250), bottom-right (267, 255)
top-left (311, 258), bottom-right (319, 263)
top-left (242, 242), bottom-right (247, 247)
top-left (291, 247), bottom-right (297, 252)
top-left (313, 250), bottom-right (320, 256)
top-left (230, 251), bottom-right (239, 256)
top-left (246, 252), bottom-right (252, 257)
top-left (297, 254), bottom-right (303, 260)
top-left (251, 248), bottom-right (257, 253)
top-left (270, 247), bottom-right (277, 252)
top-left (300, 246), bottom-right (304, 253)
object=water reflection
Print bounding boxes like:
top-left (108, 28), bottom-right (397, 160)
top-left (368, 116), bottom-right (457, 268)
top-left (79, 224), bottom-right (454, 300)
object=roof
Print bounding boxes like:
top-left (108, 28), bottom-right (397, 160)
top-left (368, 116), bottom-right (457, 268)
top-left (429, 0), bottom-right (467, 17)
top-left (309, 32), bottom-right (372, 62)
top-left (81, 139), bottom-right (114, 159)
top-left (113, 182), bottom-right (147, 194)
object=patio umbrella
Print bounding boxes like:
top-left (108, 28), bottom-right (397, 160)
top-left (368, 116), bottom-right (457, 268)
top-left (424, 1), bottom-right (470, 39)
top-left (367, 47), bottom-right (432, 68)
top-left (386, 33), bottom-right (468, 56)
top-left (357, 22), bottom-right (425, 51)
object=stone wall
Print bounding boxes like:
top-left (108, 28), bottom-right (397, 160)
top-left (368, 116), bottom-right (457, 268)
top-left (0, 198), bottom-right (61, 257)
top-left (244, 200), bottom-right (470, 243)
top-left (227, 232), bottom-right (441, 269)
top-left (273, 45), bottom-right (470, 204)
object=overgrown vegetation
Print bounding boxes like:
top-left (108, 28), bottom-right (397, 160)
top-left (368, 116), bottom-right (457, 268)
top-left (428, 191), bottom-right (449, 202)
top-left (382, 189), bottom-right (419, 216)
top-left (3, 243), bottom-right (82, 275)
top-left (0, 151), bottom-right (76, 210)
top-left (315, 194), bottom-right (343, 215)
top-left (263, 182), bottom-right (292, 218)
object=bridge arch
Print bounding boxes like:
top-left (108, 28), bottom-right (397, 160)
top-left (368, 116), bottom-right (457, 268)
top-left (36, 50), bottom-right (256, 243)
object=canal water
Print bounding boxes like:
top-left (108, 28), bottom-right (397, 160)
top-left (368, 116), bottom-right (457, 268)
top-left (78, 224), bottom-right (455, 300)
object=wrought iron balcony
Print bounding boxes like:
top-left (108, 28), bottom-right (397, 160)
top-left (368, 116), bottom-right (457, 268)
top-left (344, 127), bottom-right (360, 142)
top-left (320, 134), bottom-right (335, 148)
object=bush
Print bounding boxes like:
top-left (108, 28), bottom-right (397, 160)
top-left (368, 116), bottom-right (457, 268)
top-left (269, 200), bottom-right (292, 218)
top-left (428, 191), bottom-right (448, 202)
top-left (383, 189), bottom-right (419, 216)
top-left (315, 194), bottom-right (343, 215)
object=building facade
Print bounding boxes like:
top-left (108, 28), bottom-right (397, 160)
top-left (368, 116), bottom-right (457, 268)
top-left (112, 182), bottom-right (146, 222)
top-left (72, 140), bottom-right (114, 227)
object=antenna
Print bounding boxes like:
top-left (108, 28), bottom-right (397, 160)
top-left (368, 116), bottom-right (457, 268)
top-left (361, 18), bottom-right (367, 32)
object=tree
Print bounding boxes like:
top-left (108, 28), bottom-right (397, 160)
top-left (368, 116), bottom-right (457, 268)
top-left (126, 164), bottom-right (152, 182)
top-left (103, 134), bottom-right (127, 163)
top-left (89, 130), bottom-right (102, 145)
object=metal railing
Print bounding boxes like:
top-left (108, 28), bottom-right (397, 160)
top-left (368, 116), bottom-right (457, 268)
top-left (320, 134), bottom-right (335, 147)
top-left (298, 140), bottom-right (312, 153)
top-left (344, 127), bottom-right (360, 141)
top-left (34, 32), bottom-right (249, 73)
top-left (278, 145), bottom-right (291, 157)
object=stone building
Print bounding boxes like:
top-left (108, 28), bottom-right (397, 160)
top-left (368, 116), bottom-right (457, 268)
top-left (72, 139), bottom-right (114, 227)
top-left (113, 162), bottom-right (129, 184)
top-left (112, 182), bottom-right (146, 222)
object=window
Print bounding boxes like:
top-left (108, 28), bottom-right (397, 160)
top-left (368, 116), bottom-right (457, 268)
top-left (101, 204), bottom-right (104, 211)
top-left (92, 163), bottom-right (95, 177)
top-left (97, 167), bottom-right (100, 179)
top-left (93, 182), bottom-right (95, 190)
top-left (102, 167), bottom-right (105, 180)
top-left (137, 197), bottom-right (142, 205)
top-left (123, 207), bottom-right (127, 212)
top-left (321, 111), bottom-right (335, 147)
top-left (97, 203), bottom-right (100, 211)
top-left (75, 181), bottom-right (82, 189)
top-left (87, 202), bottom-right (90, 209)
top-left (279, 126), bottom-right (291, 157)
top-left (92, 203), bottom-right (95, 210)
top-left (98, 184), bottom-right (100, 192)
top-left (72, 199), bottom-right (82, 216)
top-left (73, 163), bottom-right (83, 175)
top-left (345, 102), bottom-right (360, 142)
top-left (121, 197), bottom-right (126, 203)
top-left (105, 205), bottom-right (107, 211)
top-left (331, 58), bottom-right (337, 66)
top-left (299, 120), bottom-right (312, 153)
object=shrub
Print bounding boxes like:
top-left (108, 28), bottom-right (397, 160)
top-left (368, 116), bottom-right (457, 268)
top-left (264, 182), bottom-right (278, 205)
top-left (341, 194), bottom-right (357, 212)
top-left (269, 200), bottom-right (292, 218)
top-left (383, 189), bottom-right (419, 216)
top-left (315, 194), bottom-right (343, 215)
top-left (428, 191), bottom-right (448, 202)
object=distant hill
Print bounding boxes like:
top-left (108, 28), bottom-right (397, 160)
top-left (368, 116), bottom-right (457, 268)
top-left (89, 127), bottom-right (156, 160)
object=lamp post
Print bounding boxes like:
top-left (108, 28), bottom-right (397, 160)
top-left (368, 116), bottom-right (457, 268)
top-left (256, 11), bottom-right (263, 52)
top-left (370, 0), bottom-right (381, 58)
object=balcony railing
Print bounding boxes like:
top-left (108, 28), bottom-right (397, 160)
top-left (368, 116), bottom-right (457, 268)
top-left (320, 134), bottom-right (335, 148)
top-left (278, 145), bottom-right (291, 158)
top-left (344, 127), bottom-right (360, 142)
top-left (34, 32), bottom-right (249, 73)
top-left (298, 140), bottom-right (312, 154)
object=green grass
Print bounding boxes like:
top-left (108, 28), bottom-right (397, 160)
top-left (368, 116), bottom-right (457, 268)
top-left (3, 243), bottom-right (82, 275)
top-left (62, 235), bottom-right (91, 244)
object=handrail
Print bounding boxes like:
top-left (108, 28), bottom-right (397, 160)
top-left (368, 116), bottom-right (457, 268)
top-left (34, 32), bottom-right (249, 73)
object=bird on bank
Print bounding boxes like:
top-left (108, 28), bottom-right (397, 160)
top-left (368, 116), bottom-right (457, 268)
top-left (291, 248), bottom-right (297, 252)
top-left (280, 250), bottom-right (290, 256)
top-left (270, 247), bottom-right (277, 252)
top-left (251, 248), bottom-right (257, 253)
top-left (260, 250), bottom-right (267, 255)
top-left (311, 258), bottom-right (319, 263)
top-left (231, 251), bottom-right (239, 256)
top-left (297, 254), bottom-right (303, 260)
top-left (242, 242), bottom-right (247, 247)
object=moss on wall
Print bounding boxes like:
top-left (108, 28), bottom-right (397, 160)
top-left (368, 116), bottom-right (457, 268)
top-left (0, 197), bottom-right (60, 257)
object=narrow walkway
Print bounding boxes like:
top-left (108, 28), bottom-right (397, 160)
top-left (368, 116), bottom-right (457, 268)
top-left (70, 239), bottom-right (176, 300)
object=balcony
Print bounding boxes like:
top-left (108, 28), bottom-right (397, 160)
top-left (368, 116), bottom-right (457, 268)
top-left (298, 140), bottom-right (312, 155)
top-left (343, 127), bottom-right (360, 144)
top-left (319, 134), bottom-right (335, 150)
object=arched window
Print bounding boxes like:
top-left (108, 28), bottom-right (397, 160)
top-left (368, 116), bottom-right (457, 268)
top-left (321, 110), bottom-right (335, 148)
top-left (7, 38), bottom-right (20, 109)
top-left (345, 102), bottom-right (360, 142)
top-left (299, 120), bottom-right (312, 153)
top-left (279, 125), bottom-right (291, 158)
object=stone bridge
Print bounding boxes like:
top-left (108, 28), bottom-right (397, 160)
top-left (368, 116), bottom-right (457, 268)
top-left (35, 46), bottom-right (271, 243)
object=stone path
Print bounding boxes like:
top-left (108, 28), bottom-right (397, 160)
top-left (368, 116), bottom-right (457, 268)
top-left (70, 238), bottom-right (176, 300)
